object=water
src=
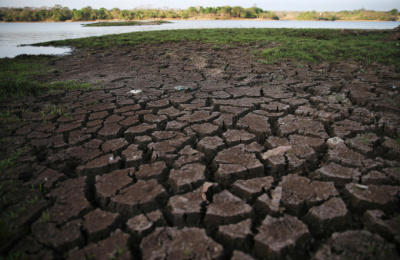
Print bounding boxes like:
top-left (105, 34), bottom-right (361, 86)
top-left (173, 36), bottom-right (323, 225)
top-left (1, 20), bottom-right (399, 58)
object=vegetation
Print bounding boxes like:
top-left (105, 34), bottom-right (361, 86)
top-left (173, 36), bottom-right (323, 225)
top-left (36, 28), bottom-right (400, 66)
top-left (83, 21), bottom-right (170, 27)
top-left (297, 8), bottom-right (399, 21)
top-left (0, 55), bottom-right (92, 101)
top-left (0, 5), bottom-right (398, 22)
top-left (0, 5), bottom-right (280, 22)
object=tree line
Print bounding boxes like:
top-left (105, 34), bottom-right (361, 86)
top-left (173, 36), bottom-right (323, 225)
top-left (0, 5), bottom-right (279, 22)
top-left (0, 5), bottom-right (397, 22)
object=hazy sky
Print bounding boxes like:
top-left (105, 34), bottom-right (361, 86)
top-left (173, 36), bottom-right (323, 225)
top-left (1, 0), bottom-right (399, 12)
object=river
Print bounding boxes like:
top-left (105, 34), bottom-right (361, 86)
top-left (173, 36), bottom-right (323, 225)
top-left (1, 20), bottom-right (399, 58)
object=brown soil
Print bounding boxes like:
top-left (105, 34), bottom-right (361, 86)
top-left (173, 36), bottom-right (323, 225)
top-left (1, 42), bottom-right (400, 259)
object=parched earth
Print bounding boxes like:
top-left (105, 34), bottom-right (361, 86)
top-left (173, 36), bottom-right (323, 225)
top-left (1, 41), bottom-right (400, 259)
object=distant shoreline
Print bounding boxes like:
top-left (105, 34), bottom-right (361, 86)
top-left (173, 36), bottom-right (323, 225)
top-left (1, 18), bottom-right (395, 23)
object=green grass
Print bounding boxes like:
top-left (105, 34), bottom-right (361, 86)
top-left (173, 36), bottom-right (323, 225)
top-left (83, 21), bottom-right (170, 27)
top-left (35, 28), bottom-right (400, 66)
top-left (0, 55), bottom-right (92, 101)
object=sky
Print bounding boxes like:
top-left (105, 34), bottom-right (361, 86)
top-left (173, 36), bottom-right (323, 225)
top-left (0, 0), bottom-right (399, 12)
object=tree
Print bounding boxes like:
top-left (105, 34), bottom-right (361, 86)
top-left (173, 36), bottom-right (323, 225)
top-left (389, 9), bottom-right (398, 16)
top-left (187, 7), bottom-right (198, 17)
top-left (232, 6), bottom-right (244, 18)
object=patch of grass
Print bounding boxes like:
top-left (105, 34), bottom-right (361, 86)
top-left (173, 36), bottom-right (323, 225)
top-left (41, 211), bottom-right (50, 223)
top-left (0, 146), bottom-right (28, 175)
top-left (35, 28), bottom-right (400, 66)
top-left (0, 55), bottom-right (92, 102)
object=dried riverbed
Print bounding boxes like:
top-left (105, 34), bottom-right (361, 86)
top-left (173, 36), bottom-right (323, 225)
top-left (1, 41), bottom-right (400, 259)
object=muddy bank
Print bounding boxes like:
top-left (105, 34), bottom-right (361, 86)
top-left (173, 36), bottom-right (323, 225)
top-left (1, 42), bottom-right (400, 259)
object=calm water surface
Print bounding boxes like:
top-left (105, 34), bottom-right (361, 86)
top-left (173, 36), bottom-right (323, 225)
top-left (1, 20), bottom-right (399, 58)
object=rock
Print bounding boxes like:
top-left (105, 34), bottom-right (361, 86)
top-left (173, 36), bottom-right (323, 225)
top-left (326, 137), bottom-right (345, 149)
top-left (254, 215), bottom-right (311, 260)
top-left (140, 227), bottom-right (224, 260)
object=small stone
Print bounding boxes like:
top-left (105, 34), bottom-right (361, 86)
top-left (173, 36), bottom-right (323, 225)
top-left (326, 137), bottom-right (345, 149)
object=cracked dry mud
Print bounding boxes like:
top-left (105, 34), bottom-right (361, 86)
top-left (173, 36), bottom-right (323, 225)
top-left (1, 41), bottom-right (400, 259)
